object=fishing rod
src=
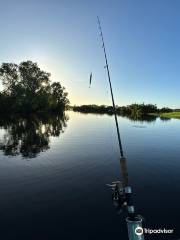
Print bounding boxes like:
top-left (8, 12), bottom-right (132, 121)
top-left (97, 16), bottom-right (123, 158)
top-left (97, 16), bottom-right (145, 240)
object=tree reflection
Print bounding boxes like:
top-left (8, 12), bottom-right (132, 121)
top-left (0, 113), bottom-right (68, 158)
top-left (122, 113), bottom-right (157, 123)
top-left (159, 116), bottom-right (171, 122)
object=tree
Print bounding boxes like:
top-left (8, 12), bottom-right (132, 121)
top-left (19, 61), bottom-right (51, 93)
top-left (51, 82), bottom-right (69, 110)
top-left (0, 61), bottom-right (69, 113)
top-left (0, 63), bottom-right (19, 95)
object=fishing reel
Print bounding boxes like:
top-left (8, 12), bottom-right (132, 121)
top-left (107, 181), bottom-right (127, 214)
top-left (107, 181), bottom-right (145, 223)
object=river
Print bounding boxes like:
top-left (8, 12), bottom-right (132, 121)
top-left (0, 111), bottom-right (179, 240)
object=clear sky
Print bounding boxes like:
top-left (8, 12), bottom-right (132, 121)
top-left (0, 0), bottom-right (180, 108)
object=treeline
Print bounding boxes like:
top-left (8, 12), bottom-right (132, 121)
top-left (0, 61), bottom-right (69, 114)
top-left (73, 104), bottom-right (173, 116)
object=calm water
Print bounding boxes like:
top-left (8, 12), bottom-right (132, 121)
top-left (0, 111), bottom-right (179, 240)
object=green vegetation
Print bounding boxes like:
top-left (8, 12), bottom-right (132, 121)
top-left (73, 105), bottom-right (114, 114)
top-left (0, 61), bottom-right (69, 114)
top-left (72, 104), bottom-right (180, 121)
top-left (73, 103), bottom-right (170, 117)
top-left (159, 112), bottom-right (180, 119)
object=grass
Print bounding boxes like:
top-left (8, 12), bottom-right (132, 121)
top-left (159, 112), bottom-right (180, 119)
top-left (148, 112), bottom-right (180, 119)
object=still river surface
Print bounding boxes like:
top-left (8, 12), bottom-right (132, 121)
top-left (0, 111), bottom-right (179, 240)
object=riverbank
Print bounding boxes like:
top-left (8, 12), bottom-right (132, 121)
top-left (72, 103), bottom-right (159, 116)
top-left (149, 112), bottom-right (180, 119)
top-left (72, 105), bottom-right (180, 120)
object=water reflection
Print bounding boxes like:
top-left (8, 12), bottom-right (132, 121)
top-left (159, 116), bottom-right (171, 122)
top-left (73, 111), bottom-right (158, 123)
top-left (122, 114), bottom-right (157, 123)
top-left (77, 112), bottom-right (158, 123)
top-left (0, 113), bottom-right (68, 158)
